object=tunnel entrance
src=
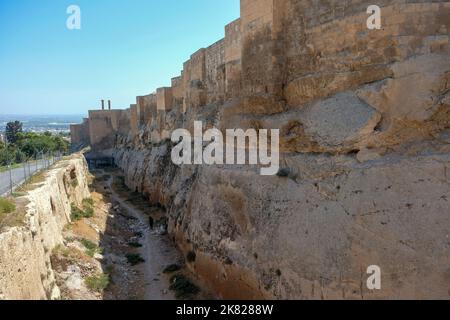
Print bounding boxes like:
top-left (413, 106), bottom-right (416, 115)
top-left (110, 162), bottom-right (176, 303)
top-left (85, 152), bottom-right (116, 169)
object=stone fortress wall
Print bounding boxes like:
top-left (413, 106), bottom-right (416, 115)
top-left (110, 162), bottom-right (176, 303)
top-left (70, 118), bottom-right (90, 149)
top-left (70, 0), bottom-right (450, 299)
top-left (72, 0), bottom-right (450, 152)
top-left (72, 0), bottom-right (283, 149)
top-left (68, 0), bottom-right (275, 148)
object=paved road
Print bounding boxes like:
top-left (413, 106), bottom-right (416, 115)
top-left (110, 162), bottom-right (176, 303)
top-left (0, 159), bottom-right (49, 196)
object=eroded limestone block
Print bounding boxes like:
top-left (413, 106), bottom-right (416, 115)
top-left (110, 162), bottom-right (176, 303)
top-left (357, 54), bottom-right (450, 122)
top-left (284, 65), bottom-right (393, 108)
top-left (65, 265), bottom-right (83, 291)
top-left (299, 92), bottom-right (381, 149)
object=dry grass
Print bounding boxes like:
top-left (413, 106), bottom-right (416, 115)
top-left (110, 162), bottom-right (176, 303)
top-left (0, 197), bottom-right (15, 214)
top-left (16, 171), bottom-right (47, 192)
top-left (0, 197), bottom-right (15, 225)
top-left (0, 197), bottom-right (27, 231)
top-left (79, 238), bottom-right (102, 257)
top-left (71, 220), bottom-right (99, 240)
top-left (50, 244), bottom-right (93, 273)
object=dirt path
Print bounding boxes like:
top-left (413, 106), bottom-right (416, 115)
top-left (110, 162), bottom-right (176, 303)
top-left (106, 175), bottom-right (178, 300)
top-left (52, 169), bottom-right (204, 300)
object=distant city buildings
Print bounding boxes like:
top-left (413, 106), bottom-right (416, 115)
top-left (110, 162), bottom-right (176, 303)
top-left (0, 115), bottom-right (80, 135)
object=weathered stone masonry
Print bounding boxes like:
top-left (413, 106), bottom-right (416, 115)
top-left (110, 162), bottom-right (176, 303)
top-left (70, 118), bottom-right (90, 150)
top-left (72, 0), bottom-right (450, 299)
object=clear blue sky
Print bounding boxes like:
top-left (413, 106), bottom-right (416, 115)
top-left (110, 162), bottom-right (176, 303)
top-left (0, 0), bottom-right (239, 115)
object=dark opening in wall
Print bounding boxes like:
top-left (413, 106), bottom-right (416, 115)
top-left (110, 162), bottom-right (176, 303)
top-left (50, 197), bottom-right (56, 214)
top-left (186, 251), bottom-right (197, 263)
top-left (70, 168), bottom-right (77, 180)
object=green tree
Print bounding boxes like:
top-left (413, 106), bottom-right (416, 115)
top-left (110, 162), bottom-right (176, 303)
top-left (5, 121), bottom-right (23, 145)
top-left (14, 149), bottom-right (26, 163)
top-left (0, 147), bottom-right (14, 166)
top-left (16, 132), bottom-right (69, 158)
top-left (53, 135), bottom-right (69, 153)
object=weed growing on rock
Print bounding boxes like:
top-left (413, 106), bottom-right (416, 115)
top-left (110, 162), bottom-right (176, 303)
top-left (169, 274), bottom-right (200, 299)
top-left (52, 244), bottom-right (71, 258)
top-left (80, 238), bottom-right (102, 257)
top-left (82, 198), bottom-right (94, 217)
top-left (0, 197), bottom-right (17, 228)
top-left (82, 198), bottom-right (94, 207)
top-left (85, 273), bottom-right (110, 292)
top-left (70, 204), bottom-right (86, 220)
top-left (70, 200), bottom-right (94, 221)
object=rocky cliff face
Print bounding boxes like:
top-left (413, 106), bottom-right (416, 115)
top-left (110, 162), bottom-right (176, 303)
top-left (0, 155), bottom-right (91, 300)
top-left (112, 1), bottom-right (450, 300)
top-left (115, 139), bottom-right (450, 300)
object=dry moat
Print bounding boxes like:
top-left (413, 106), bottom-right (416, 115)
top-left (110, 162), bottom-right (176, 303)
top-left (1, 0), bottom-right (450, 300)
top-left (51, 167), bottom-right (209, 300)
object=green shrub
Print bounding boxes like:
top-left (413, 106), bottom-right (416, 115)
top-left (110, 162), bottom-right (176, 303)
top-left (128, 242), bottom-right (143, 248)
top-left (82, 198), bottom-right (94, 207)
top-left (0, 197), bottom-right (16, 225)
top-left (80, 238), bottom-right (97, 250)
top-left (70, 202), bottom-right (94, 221)
top-left (80, 238), bottom-right (102, 257)
top-left (70, 204), bottom-right (85, 221)
top-left (83, 206), bottom-right (94, 218)
top-left (14, 150), bottom-right (26, 163)
top-left (82, 198), bottom-right (94, 218)
top-left (85, 273), bottom-right (110, 292)
top-left (169, 274), bottom-right (200, 299)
